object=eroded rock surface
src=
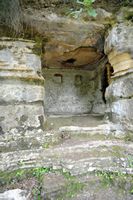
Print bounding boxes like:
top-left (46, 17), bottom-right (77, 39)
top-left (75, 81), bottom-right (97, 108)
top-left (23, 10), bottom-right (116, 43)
top-left (42, 19), bottom-right (105, 69)
top-left (18, 4), bottom-right (107, 115)
top-left (23, 8), bottom-right (105, 69)
top-left (0, 189), bottom-right (29, 200)
top-left (105, 23), bottom-right (133, 130)
top-left (42, 173), bottom-right (67, 199)
top-left (0, 38), bottom-right (45, 133)
top-left (43, 68), bottom-right (105, 115)
top-left (0, 3), bottom-right (133, 200)
top-left (105, 23), bottom-right (133, 77)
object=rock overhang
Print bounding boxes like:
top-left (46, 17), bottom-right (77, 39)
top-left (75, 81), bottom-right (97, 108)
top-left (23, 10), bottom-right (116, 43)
top-left (43, 19), bottom-right (105, 69)
top-left (22, 9), bottom-right (106, 70)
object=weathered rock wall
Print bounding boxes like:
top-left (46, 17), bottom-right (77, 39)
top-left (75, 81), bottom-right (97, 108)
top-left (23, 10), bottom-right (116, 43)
top-left (106, 74), bottom-right (133, 125)
top-left (0, 3), bottom-right (133, 196)
top-left (105, 23), bottom-right (133, 131)
top-left (0, 38), bottom-right (46, 133)
top-left (43, 68), bottom-right (105, 115)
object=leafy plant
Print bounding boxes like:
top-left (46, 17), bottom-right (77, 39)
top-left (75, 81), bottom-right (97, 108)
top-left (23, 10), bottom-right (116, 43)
top-left (77, 0), bottom-right (97, 16)
top-left (96, 171), bottom-right (114, 186)
top-left (32, 167), bottom-right (51, 180)
top-left (70, 0), bottom-right (97, 18)
top-left (16, 170), bottom-right (25, 178)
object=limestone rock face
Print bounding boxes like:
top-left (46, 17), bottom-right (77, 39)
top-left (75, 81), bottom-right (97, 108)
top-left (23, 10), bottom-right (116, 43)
top-left (42, 18), bottom-right (104, 69)
top-left (106, 74), bottom-right (133, 125)
top-left (105, 23), bottom-right (133, 129)
top-left (22, 9), bottom-right (106, 115)
top-left (44, 19), bottom-right (103, 68)
top-left (43, 68), bottom-right (105, 115)
top-left (41, 173), bottom-right (67, 199)
top-left (0, 189), bottom-right (28, 200)
top-left (23, 9), bottom-right (105, 69)
top-left (117, 7), bottom-right (133, 23)
top-left (106, 74), bottom-right (133, 101)
top-left (105, 23), bottom-right (133, 77)
top-left (0, 38), bottom-right (45, 133)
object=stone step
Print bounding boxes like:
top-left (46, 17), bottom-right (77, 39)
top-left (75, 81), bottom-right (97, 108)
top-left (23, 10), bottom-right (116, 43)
top-left (1, 172), bottom-right (132, 200)
top-left (59, 123), bottom-right (125, 140)
top-left (45, 114), bottom-right (104, 130)
top-left (0, 122), bottom-right (127, 152)
top-left (41, 173), bottom-right (133, 200)
top-left (0, 129), bottom-right (63, 153)
top-left (71, 174), bottom-right (133, 200)
top-left (0, 139), bottom-right (133, 175)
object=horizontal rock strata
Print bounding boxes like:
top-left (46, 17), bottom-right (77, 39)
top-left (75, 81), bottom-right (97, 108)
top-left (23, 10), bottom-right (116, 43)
top-left (0, 38), bottom-right (45, 133)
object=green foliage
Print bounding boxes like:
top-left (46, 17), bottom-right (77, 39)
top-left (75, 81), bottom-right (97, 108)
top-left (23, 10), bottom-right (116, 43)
top-left (0, 167), bottom-right (52, 200)
top-left (65, 181), bottom-right (84, 198)
top-left (0, 169), bottom-right (27, 185)
top-left (130, 188), bottom-right (133, 195)
top-left (127, 155), bottom-right (133, 168)
top-left (56, 170), bottom-right (84, 200)
top-left (42, 143), bottom-right (50, 149)
top-left (0, 167), bottom-right (52, 187)
top-left (15, 170), bottom-right (25, 178)
top-left (0, 168), bottom-right (84, 200)
top-left (32, 36), bottom-right (43, 56)
top-left (32, 186), bottom-right (42, 200)
top-left (95, 170), bottom-right (133, 195)
top-left (124, 133), bottom-right (133, 142)
top-left (78, 0), bottom-right (97, 17)
top-left (62, 171), bottom-right (74, 180)
top-left (70, 0), bottom-right (97, 18)
top-left (96, 171), bottom-right (115, 186)
top-left (32, 167), bottom-right (51, 180)
top-left (122, 0), bottom-right (133, 6)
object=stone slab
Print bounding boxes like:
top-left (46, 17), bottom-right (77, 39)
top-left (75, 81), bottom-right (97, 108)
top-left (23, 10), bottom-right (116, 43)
top-left (0, 104), bottom-right (45, 132)
top-left (0, 189), bottom-right (28, 200)
top-left (0, 82), bottom-right (44, 103)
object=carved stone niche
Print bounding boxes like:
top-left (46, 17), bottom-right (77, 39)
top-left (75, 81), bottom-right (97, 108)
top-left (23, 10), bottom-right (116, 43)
top-left (0, 38), bottom-right (46, 133)
top-left (104, 23), bottom-right (133, 130)
top-left (43, 67), bottom-right (106, 116)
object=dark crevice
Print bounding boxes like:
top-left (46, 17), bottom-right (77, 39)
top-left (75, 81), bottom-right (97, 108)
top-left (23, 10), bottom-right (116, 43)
top-left (61, 58), bottom-right (76, 64)
top-left (101, 62), bottom-right (114, 104)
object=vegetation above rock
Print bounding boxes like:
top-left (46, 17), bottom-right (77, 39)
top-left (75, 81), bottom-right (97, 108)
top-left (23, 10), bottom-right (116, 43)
top-left (0, 0), bottom-right (132, 38)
